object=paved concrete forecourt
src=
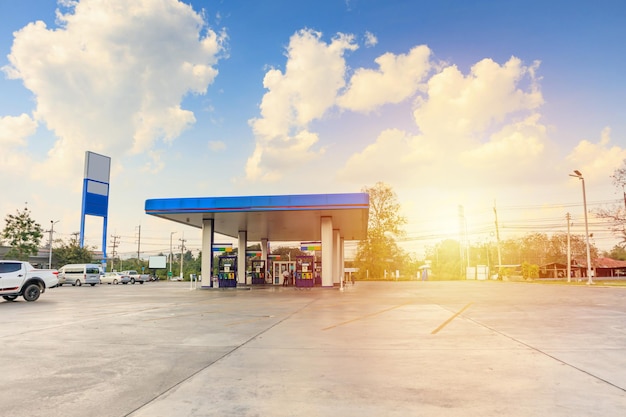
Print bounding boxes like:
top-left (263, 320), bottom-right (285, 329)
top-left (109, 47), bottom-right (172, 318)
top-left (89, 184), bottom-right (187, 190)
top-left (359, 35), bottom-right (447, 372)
top-left (1, 280), bottom-right (625, 417)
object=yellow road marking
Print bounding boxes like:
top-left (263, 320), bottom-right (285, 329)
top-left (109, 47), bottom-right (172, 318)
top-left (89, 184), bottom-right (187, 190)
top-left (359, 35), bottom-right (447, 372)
top-left (322, 301), bottom-right (413, 331)
top-left (431, 303), bottom-right (473, 334)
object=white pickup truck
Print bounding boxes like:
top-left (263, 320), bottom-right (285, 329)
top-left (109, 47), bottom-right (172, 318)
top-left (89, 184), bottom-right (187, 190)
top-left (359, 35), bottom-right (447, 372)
top-left (121, 270), bottom-right (150, 284)
top-left (0, 260), bottom-right (59, 302)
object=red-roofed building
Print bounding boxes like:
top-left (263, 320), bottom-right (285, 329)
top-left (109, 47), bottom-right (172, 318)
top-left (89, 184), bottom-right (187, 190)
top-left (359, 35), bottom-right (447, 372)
top-left (593, 257), bottom-right (626, 277)
top-left (541, 257), bottom-right (626, 279)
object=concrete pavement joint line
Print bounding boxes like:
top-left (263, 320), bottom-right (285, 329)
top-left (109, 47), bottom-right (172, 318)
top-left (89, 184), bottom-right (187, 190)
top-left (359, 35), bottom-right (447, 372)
top-left (466, 316), bottom-right (626, 393)
top-left (321, 301), bottom-right (414, 331)
top-left (431, 302), bottom-right (473, 335)
top-left (145, 310), bottom-right (223, 321)
top-left (123, 297), bottom-right (320, 417)
top-left (224, 316), bottom-right (273, 327)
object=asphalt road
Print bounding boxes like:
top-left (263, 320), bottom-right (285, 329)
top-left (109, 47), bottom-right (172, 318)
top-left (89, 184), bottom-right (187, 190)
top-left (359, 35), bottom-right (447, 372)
top-left (1, 280), bottom-right (625, 417)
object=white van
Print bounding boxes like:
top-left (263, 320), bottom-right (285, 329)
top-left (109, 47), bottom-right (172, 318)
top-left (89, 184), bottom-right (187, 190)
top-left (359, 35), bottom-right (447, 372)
top-left (58, 264), bottom-right (101, 287)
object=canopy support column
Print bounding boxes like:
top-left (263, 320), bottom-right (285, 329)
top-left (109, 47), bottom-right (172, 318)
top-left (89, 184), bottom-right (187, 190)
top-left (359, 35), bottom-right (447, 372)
top-left (238, 230), bottom-right (247, 285)
top-left (340, 236), bottom-right (345, 284)
top-left (201, 219), bottom-right (214, 288)
top-left (333, 229), bottom-right (340, 285)
top-left (321, 217), bottom-right (334, 287)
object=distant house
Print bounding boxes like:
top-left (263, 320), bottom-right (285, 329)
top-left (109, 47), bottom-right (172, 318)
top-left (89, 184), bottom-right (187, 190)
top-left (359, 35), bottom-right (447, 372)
top-left (594, 257), bottom-right (626, 278)
top-left (539, 262), bottom-right (570, 279)
top-left (540, 257), bottom-right (626, 279)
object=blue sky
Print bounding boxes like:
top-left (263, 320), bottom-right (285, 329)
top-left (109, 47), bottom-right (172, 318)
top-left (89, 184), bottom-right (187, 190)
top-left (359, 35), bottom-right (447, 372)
top-left (1, 0), bottom-right (625, 259)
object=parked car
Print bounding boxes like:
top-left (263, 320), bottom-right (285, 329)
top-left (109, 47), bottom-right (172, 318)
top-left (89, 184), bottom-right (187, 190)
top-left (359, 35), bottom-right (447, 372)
top-left (120, 270), bottom-right (150, 284)
top-left (58, 263), bottom-right (101, 286)
top-left (0, 260), bottom-right (58, 302)
top-left (100, 272), bottom-right (130, 285)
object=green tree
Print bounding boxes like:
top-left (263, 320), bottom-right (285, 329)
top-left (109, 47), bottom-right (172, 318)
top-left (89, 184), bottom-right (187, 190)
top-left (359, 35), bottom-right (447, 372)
top-left (520, 233), bottom-right (551, 265)
top-left (354, 182), bottom-right (407, 279)
top-left (497, 233), bottom-right (598, 267)
top-left (521, 261), bottom-right (539, 280)
top-left (2, 205), bottom-right (43, 260)
top-left (52, 235), bottom-right (95, 267)
top-left (181, 250), bottom-right (201, 280)
top-left (426, 239), bottom-right (463, 280)
top-left (547, 233), bottom-right (599, 264)
top-left (605, 245), bottom-right (626, 260)
top-left (271, 246), bottom-right (306, 260)
top-left (595, 159), bottom-right (626, 245)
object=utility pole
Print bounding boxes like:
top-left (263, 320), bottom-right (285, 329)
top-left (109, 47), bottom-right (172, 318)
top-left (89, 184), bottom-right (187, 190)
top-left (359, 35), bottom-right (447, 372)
top-left (136, 225), bottom-right (141, 260)
top-left (493, 201), bottom-right (503, 278)
top-left (458, 205), bottom-right (465, 278)
top-left (110, 235), bottom-right (120, 272)
top-left (47, 220), bottom-right (59, 268)
top-left (170, 231), bottom-right (177, 277)
top-left (179, 234), bottom-right (186, 279)
top-left (566, 213), bottom-right (571, 283)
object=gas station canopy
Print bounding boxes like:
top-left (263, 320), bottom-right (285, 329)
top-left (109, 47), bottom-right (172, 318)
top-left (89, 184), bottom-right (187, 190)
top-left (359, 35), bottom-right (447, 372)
top-left (145, 193), bottom-right (369, 242)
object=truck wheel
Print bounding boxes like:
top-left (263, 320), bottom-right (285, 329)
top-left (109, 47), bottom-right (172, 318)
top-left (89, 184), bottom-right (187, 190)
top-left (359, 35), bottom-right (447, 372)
top-left (23, 284), bottom-right (41, 302)
top-left (113, 279), bottom-right (118, 285)
top-left (139, 281), bottom-right (144, 284)
top-left (131, 278), bottom-right (135, 284)
top-left (3, 295), bottom-right (18, 301)
top-left (90, 283), bottom-right (96, 286)
top-left (75, 280), bottom-right (82, 287)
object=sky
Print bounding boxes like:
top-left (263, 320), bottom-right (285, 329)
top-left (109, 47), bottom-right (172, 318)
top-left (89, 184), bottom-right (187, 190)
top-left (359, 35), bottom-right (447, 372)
top-left (1, 0), bottom-right (625, 261)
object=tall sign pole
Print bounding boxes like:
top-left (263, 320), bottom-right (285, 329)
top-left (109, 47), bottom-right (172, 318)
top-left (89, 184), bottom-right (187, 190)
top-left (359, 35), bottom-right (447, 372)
top-left (80, 152), bottom-right (111, 269)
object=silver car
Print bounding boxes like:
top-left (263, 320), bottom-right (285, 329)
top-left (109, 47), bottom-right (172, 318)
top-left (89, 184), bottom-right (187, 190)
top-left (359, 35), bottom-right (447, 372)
top-left (100, 272), bottom-right (131, 285)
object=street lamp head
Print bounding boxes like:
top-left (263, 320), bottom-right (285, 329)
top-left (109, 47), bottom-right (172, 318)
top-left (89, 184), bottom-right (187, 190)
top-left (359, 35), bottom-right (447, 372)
top-left (573, 170), bottom-right (582, 176)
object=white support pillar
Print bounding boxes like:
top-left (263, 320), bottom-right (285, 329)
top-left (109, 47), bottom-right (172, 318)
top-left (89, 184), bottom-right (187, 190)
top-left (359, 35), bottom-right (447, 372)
top-left (340, 237), bottom-right (345, 284)
top-left (333, 229), bottom-right (340, 285)
top-left (238, 231), bottom-right (247, 285)
top-left (321, 217), bottom-right (334, 287)
top-left (261, 238), bottom-right (269, 280)
top-left (201, 219), bottom-right (214, 288)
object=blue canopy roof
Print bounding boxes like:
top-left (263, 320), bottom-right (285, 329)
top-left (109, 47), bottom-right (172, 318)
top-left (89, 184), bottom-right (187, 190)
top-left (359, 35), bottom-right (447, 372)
top-left (145, 193), bottom-right (369, 241)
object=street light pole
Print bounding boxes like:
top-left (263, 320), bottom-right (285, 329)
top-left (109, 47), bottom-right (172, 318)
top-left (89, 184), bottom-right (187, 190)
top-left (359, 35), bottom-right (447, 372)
top-left (570, 170), bottom-right (593, 285)
top-left (48, 220), bottom-right (59, 268)
top-left (566, 213), bottom-right (571, 283)
top-left (169, 231), bottom-right (177, 276)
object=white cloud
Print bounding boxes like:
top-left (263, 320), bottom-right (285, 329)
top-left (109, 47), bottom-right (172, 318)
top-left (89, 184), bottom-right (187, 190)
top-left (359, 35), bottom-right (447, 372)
top-left (0, 114), bottom-right (37, 147)
top-left (140, 150), bottom-right (165, 174)
top-left (413, 57), bottom-right (543, 140)
top-left (364, 31), bottom-right (377, 47)
top-left (338, 56), bottom-right (551, 189)
top-left (337, 128), bottom-right (434, 184)
top-left (2, 0), bottom-right (225, 182)
top-left (0, 114), bottom-right (38, 176)
top-left (245, 130), bottom-right (324, 183)
top-left (246, 29), bottom-right (357, 181)
top-left (566, 127), bottom-right (626, 183)
top-left (337, 45), bottom-right (432, 112)
top-left (460, 114), bottom-right (546, 168)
